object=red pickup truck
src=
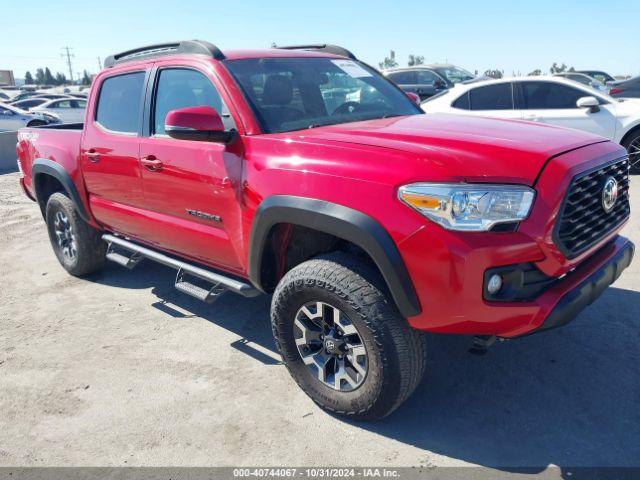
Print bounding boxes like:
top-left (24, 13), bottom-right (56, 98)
top-left (16, 41), bottom-right (634, 420)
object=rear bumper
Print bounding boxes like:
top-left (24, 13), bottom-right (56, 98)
top-left (522, 238), bottom-right (634, 337)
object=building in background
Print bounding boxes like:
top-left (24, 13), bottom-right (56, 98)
top-left (0, 70), bottom-right (16, 86)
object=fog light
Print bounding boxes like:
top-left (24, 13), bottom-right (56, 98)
top-left (487, 274), bottom-right (503, 294)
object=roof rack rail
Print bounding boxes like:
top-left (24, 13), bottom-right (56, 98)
top-left (104, 40), bottom-right (225, 68)
top-left (275, 44), bottom-right (357, 60)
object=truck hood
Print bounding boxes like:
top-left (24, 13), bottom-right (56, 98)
top-left (295, 113), bottom-right (606, 185)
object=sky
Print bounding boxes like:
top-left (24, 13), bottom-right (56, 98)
top-left (2, 0), bottom-right (639, 82)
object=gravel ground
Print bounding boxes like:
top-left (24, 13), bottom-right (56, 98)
top-left (0, 171), bottom-right (638, 472)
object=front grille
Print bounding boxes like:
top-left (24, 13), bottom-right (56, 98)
top-left (554, 157), bottom-right (630, 258)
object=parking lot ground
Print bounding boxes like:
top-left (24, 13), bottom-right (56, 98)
top-left (1, 171), bottom-right (639, 471)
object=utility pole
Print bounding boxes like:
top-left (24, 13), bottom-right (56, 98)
top-left (97, 57), bottom-right (102, 71)
top-left (61, 46), bottom-right (75, 83)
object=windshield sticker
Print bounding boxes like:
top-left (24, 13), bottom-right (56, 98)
top-left (331, 60), bottom-right (372, 78)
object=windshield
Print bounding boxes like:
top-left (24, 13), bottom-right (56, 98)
top-left (433, 66), bottom-right (475, 84)
top-left (225, 57), bottom-right (421, 133)
top-left (582, 71), bottom-right (615, 83)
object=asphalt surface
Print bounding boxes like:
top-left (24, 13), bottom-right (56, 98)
top-left (0, 172), bottom-right (638, 472)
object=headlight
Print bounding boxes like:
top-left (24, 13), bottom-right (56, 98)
top-left (398, 183), bottom-right (535, 231)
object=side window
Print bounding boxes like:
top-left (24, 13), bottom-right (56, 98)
top-left (96, 72), bottom-right (145, 133)
top-left (415, 70), bottom-right (439, 84)
top-left (469, 83), bottom-right (513, 110)
top-left (72, 100), bottom-right (86, 108)
top-left (452, 92), bottom-right (470, 110)
top-left (387, 71), bottom-right (416, 84)
top-left (520, 82), bottom-right (585, 109)
top-left (54, 100), bottom-right (72, 109)
top-left (153, 68), bottom-right (233, 136)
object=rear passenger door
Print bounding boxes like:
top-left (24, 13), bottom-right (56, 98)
top-left (453, 83), bottom-right (521, 120)
top-left (137, 64), bottom-right (244, 272)
top-left (82, 69), bottom-right (149, 238)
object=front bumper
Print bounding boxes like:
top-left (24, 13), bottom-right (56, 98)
top-left (523, 238), bottom-right (634, 337)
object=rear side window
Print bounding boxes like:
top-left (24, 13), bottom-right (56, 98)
top-left (469, 83), bottom-right (513, 110)
top-left (520, 82), bottom-right (586, 109)
top-left (96, 72), bottom-right (145, 133)
top-left (452, 92), bottom-right (470, 110)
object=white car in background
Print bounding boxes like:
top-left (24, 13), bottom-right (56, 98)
top-left (422, 76), bottom-right (640, 172)
top-left (0, 102), bottom-right (60, 131)
top-left (31, 97), bottom-right (87, 124)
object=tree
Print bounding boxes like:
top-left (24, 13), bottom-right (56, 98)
top-left (528, 69), bottom-right (542, 76)
top-left (43, 67), bottom-right (55, 85)
top-left (81, 70), bottom-right (92, 86)
top-left (549, 62), bottom-right (575, 74)
top-left (484, 69), bottom-right (503, 79)
top-left (378, 50), bottom-right (398, 70)
top-left (54, 72), bottom-right (67, 86)
top-left (407, 54), bottom-right (424, 66)
top-left (24, 71), bottom-right (34, 84)
top-left (35, 68), bottom-right (45, 85)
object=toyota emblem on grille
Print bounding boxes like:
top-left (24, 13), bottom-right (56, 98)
top-left (601, 176), bottom-right (619, 213)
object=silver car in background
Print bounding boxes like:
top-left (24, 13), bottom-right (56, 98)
top-left (0, 102), bottom-right (60, 131)
top-left (31, 98), bottom-right (87, 124)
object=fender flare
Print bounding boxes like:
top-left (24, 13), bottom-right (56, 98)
top-left (248, 195), bottom-right (421, 318)
top-left (32, 158), bottom-right (90, 222)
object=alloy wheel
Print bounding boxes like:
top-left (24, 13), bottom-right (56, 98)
top-left (53, 211), bottom-right (77, 260)
top-left (293, 301), bottom-right (367, 391)
top-left (628, 136), bottom-right (640, 170)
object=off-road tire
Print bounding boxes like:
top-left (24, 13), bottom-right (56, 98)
top-left (45, 192), bottom-right (106, 276)
top-left (271, 252), bottom-right (427, 420)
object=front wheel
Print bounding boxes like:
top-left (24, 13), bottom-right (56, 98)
top-left (45, 192), bottom-right (106, 276)
top-left (623, 131), bottom-right (640, 174)
top-left (271, 252), bottom-right (427, 420)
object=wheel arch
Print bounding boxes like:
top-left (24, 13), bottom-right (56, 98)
top-left (248, 195), bottom-right (421, 318)
top-left (32, 158), bottom-right (90, 222)
top-left (620, 123), bottom-right (640, 147)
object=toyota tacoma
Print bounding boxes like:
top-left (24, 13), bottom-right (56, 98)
top-left (16, 41), bottom-right (634, 420)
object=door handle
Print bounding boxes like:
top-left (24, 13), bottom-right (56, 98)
top-left (86, 149), bottom-right (100, 163)
top-left (141, 155), bottom-right (163, 171)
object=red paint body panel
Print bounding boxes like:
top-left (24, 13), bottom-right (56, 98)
top-left (16, 49), bottom-right (633, 337)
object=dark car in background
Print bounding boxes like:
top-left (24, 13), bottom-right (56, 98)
top-left (383, 64), bottom-right (475, 100)
top-left (554, 72), bottom-right (606, 91)
top-left (577, 70), bottom-right (616, 84)
top-left (609, 76), bottom-right (640, 99)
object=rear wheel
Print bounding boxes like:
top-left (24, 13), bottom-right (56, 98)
top-left (45, 192), bottom-right (106, 276)
top-left (623, 131), bottom-right (640, 174)
top-left (271, 252), bottom-right (427, 420)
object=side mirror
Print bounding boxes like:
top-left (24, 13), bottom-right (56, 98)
top-left (165, 106), bottom-right (236, 143)
top-left (577, 96), bottom-right (600, 113)
top-left (405, 92), bottom-right (421, 104)
top-left (434, 79), bottom-right (447, 89)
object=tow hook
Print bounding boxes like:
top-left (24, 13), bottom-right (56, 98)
top-left (468, 335), bottom-right (498, 355)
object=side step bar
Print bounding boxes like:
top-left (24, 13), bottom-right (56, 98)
top-left (102, 234), bottom-right (261, 300)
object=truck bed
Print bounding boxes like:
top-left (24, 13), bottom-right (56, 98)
top-left (17, 124), bottom-right (84, 201)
